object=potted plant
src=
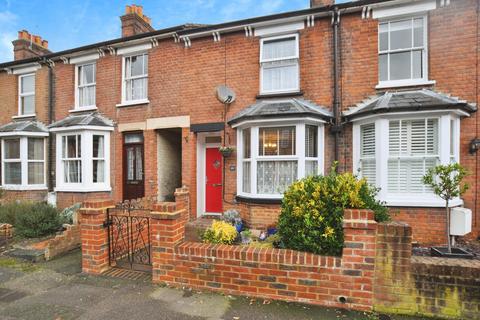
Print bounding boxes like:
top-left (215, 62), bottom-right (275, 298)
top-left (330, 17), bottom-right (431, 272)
top-left (222, 209), bottom-right (243, 232)
top-left (422, 163), bottom-right (473, 259)
top-left (219, 146), bottom-right (235, 157)
top-left (240, 229), bottom-right (252, 244)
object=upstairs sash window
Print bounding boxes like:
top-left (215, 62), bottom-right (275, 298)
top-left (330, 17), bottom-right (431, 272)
top-left (378, 16), bottom-right (427, 84)
top-left (260, 35), bottom-right (299, 94)
top-left (124, 53), bottom-right (148, 102)
top-left (19, 74), bottom-right (35, 115)
top-left (77, 63), bottom-right (96, 108)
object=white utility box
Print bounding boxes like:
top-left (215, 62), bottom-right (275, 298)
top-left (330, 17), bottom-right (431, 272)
top-left (450, 207), bottom-right (472, 236)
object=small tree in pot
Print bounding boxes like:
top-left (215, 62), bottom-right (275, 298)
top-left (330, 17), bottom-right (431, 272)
top-left (422, 163), bottom-right (469, 254)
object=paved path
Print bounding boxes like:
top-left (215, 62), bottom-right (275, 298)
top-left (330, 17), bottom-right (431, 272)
top-left (0, 250), bottom-right (427, 320)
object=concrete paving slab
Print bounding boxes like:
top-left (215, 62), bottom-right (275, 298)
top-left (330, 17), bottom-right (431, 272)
top-left (150, 287), bottom-right (230, 319)
top-left (2, 268), bottom-right (69, 295)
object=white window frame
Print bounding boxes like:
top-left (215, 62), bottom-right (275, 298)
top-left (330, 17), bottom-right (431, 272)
top-left (1, 136), bottom-right (47, 190)
top-left (18, 73), bottom-right (36, 117)
top-left (353, 112), bottom-right (462, 207)
top-left (119, 52), bottom-right (149, 106)
top-left (55, 130), bottom-right (111, 192)
top-left (259, 34), bottom-right (300, 95)
top-left (236, 119), bottom-right (324, 200)
top-left (376, 15), bottom-right (434, 89)
top-left (75, 62), bottom-right (97, 110)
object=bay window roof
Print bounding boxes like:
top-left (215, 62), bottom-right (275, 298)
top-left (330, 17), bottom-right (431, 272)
top-left (0, 120), bottom-right (48, 136)
top-left (49, 112), bottom-right (114, 131)
top-left (343, 89), bottom-right (476, 121)
top-left (228, 98), bottom-right (332, 126)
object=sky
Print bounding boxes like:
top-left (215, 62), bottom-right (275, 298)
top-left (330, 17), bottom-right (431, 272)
top-left (2, 0), bottom-right (337, 63)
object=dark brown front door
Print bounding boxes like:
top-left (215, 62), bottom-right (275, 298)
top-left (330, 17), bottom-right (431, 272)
top-left (123, 133), bottom-right (145, 200)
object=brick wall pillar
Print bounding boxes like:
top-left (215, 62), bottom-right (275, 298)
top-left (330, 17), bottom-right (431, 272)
top-left (144, 129), bottom-right (158, 199)
top-left (151, 187), bottom-right (189, 282)
top-left (341, 209), bottom-right (378, 310)
top-left (79, 200), bottom-right (115, 274)
top-left (373, 222), bottom-right (414, 314)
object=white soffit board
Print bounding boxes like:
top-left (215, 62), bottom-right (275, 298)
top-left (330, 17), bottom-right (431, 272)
top-left (254, 21), bottom-right (305, 37)
top-left (11, 63), bottom-right (41, 75)
top-left (146, 116), bottom-right (190, 129)
top-left (117, 43), bottom-right (152, 55)
top-left (372, 0), bottom-right (436, 19)
top-left (70, 53), bottom-right (100, 64)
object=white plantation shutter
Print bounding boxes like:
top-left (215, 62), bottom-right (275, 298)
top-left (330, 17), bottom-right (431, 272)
top-left (388, 118), bottom-right (439, 194)
top-left (359, 123), bottom-right (376, 185)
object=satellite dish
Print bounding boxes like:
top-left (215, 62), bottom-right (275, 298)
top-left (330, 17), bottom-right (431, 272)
top-left (216, 85), bottom-right (236, 104)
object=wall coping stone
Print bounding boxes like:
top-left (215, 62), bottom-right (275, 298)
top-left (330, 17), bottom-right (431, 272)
top-left (175, 241), bottom-right (342, 267)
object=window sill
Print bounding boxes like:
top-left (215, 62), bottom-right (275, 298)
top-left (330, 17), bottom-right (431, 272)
top-left (376, 80), bottom-right (436, 90)
top-left (383, 196), bottom-right (463, 208)
top-left (12, 114), bottom-right (36, 120)
top-left (1, 185), bottom-right (47, 191)
top-left (235, 195), bottom-right (282, 205)
top-left (69, 106), bottom-right (98, 113)
top-left (54, 186), bottom-right (112, 193)
top-left (256, 91), bottom-right (303, 99)
top-left (116, 99), bottom-right (150, 108)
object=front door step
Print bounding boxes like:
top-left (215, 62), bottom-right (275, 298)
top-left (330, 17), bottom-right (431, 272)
top-left (102, 268), bottom-right (151, 281)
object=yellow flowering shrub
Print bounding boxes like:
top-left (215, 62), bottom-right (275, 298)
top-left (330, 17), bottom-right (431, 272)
top-left (278, 164), bottom-right (388, 256)
top-left (202, 220), bottom-right (238, 245)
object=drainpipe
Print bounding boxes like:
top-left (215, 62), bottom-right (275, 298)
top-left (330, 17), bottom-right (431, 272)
top-left (331, 8), bottom-right (342, 171)
top-left (44, 58), bottom-right (55, 192)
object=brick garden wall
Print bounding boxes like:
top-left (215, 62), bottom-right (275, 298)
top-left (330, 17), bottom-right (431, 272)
top-left (152, 208), bottom-right (377, 311)
top-left (45, 224), bottom-right (81, 260)
top-left (80, 195), bottom-right (480, 319)
top-left (373, 222), bottom-right (480, 319)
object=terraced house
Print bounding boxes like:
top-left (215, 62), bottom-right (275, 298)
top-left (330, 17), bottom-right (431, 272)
top-left (0, 0), bottom-right (478, 245)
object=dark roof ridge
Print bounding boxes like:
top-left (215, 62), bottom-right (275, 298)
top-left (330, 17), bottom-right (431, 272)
top-left (0, 0), bottom-right (396, 69)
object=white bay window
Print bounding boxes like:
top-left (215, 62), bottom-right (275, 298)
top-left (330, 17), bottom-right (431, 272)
top-left (260, 34), bottom-right (299, 94)
top-left (237, 122), bottom-right (323, 199)
top-left (354, 114), bottom-right (461, 207)
top-left (55, 130), bottom-right (111, 192)
top-left (1, 136), bottom-right (46, 189)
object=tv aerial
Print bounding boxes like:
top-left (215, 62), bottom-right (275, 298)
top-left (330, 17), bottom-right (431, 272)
top-left (216, 85), bottom-right (236, 104)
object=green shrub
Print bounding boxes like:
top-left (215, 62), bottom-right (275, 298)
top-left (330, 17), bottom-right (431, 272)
top-left (278, 166), bottom-right (389, 256)
top-left (0, 202), bottom-right (62, 238)
top-left (202, 220), bottom-right (238, 245)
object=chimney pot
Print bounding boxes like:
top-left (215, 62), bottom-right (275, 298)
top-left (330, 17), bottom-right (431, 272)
top-left (12, 29), bottom-right (51, 61)
top-left (121, 4), bottom-right (154, 37)
top-left (310, 0), bottom-right (334, 7)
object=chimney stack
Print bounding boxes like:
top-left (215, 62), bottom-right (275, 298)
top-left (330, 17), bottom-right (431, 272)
top-left (310, 0), bottom-right (334, 7)
top-left (12, 30), bottom-right (51, 61)
top-left (120, 4), bottom-right (154, 37)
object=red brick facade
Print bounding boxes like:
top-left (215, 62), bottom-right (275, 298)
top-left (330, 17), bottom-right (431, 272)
top-left (0, 0), bottom-right (479, 245)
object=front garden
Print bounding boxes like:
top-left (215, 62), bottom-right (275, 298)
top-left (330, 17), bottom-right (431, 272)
top-left (201, 165), bottom-right (390, 255)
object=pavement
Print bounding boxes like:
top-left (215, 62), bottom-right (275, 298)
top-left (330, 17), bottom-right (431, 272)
top-left (0, 250), bottom-right (428, 320)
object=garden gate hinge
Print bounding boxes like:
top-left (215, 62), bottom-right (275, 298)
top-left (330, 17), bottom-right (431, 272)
top-left (103, 220), bottom-right (112, 228)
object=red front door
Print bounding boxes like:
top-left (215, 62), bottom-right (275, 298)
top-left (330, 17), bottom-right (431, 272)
top-left (205, 148), bottom-right (223, 213)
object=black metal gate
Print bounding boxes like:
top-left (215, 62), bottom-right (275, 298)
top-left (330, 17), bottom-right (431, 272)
top-left (105, 200), bottom-right (152, 272)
